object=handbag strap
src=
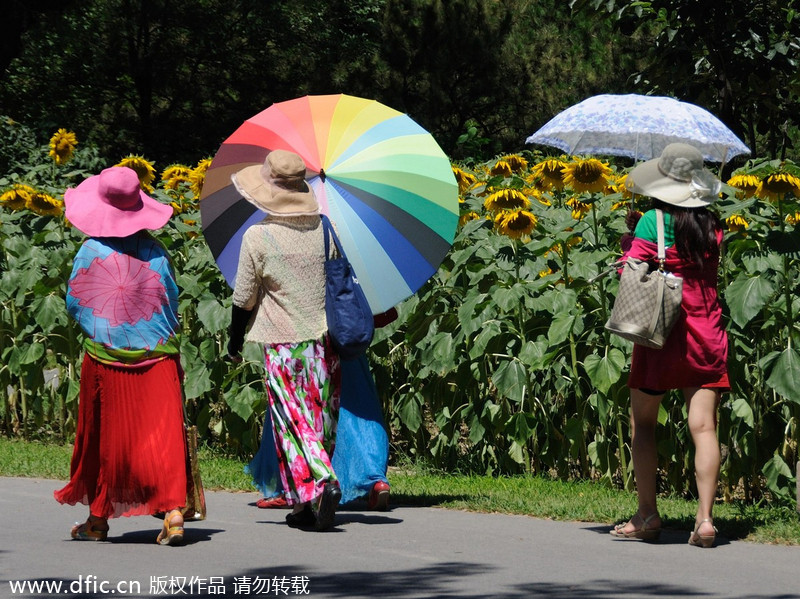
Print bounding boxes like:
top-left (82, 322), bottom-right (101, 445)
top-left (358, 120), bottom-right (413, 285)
top-left (656, 209), bottom-right (666, 270)
top-left (320, 215), bottom-right (345, 261)
top-left (591, 210), bottom-right (667, 283)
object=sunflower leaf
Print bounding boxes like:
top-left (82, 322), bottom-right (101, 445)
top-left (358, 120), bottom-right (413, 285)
top-left (765, 346), bottom-right (800, 404)
top-left (724, 275), bottom-right (775, 327)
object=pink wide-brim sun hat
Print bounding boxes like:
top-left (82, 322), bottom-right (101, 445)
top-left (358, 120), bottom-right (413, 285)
top-left (65, 166), bottom-right (172, 237)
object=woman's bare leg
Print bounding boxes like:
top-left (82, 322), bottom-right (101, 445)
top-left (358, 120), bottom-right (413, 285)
top-left (684, 387), bottom-right (720, 537)
top-left (619, 388), bottom-right (664, 533)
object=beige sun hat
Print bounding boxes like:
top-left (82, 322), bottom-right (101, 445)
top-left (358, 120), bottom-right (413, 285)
top-left (626, 143), bottom-right (722, 208)
top-left (231, 150), bottom-right (319, 216)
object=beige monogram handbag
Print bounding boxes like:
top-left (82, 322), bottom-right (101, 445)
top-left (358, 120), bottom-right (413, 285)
top-left (605, 209), bottom-right (683, 349)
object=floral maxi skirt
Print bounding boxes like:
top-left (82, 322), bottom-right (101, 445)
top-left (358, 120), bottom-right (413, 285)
top-left (264, 337), bottom-right (340, 505)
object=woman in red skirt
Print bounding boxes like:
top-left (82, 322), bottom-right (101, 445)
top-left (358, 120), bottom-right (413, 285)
top-left (609, 144), bottom-right (729, 548)
top-left (54, 166), bottom-right (188, 545)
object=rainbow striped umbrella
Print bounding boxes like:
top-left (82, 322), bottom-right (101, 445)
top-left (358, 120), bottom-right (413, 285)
top-left (200, 94), bottom-right (459, 314)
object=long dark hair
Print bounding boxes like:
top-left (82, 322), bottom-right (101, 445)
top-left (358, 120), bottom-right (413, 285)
top-left (652, 200), bottom-right (722, 266)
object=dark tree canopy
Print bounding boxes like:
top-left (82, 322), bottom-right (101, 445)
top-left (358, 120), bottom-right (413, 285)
top-left (571, 0), bottom-right (800, 160)
top-left (4, 0), bottom-right (791, 167)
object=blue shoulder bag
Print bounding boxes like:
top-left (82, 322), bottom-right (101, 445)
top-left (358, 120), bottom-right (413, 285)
top-left (321, 215), bottom-right (374, 360)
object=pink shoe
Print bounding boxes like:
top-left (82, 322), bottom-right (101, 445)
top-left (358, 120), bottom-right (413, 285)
top-left (367, 481), bottom-right (390, 511)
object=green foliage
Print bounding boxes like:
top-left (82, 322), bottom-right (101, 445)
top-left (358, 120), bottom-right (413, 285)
top-left (1, 0), bottom-right (642, 165)
top-left (2, 136), bottom-right (799, 506)
top-left (0, 0), bottom-right (385, 165)
top-left (380, 0), bottom-right (641, 160)
top-left (571, 0), bottom-right (800, 161)
top-left (0, 129), bottom-right (266, 456)
top-left (372, 153), bottom-right (800, 506)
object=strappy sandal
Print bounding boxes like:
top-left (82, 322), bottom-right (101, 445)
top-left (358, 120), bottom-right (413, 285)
top-left (610, 512), bottom-right (661, 541)
top-left (71, 517), bottom-right (108, 541)
top-left (156, 509), bottom-right (185, 546)
top-left (688, 518), bottom-right (717, 548)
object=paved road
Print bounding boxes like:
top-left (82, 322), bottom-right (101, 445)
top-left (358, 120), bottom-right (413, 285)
top-left (1, 477), bottom-right (798, 598)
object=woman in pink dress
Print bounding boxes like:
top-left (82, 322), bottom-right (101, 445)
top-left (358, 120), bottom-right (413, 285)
top-left (609, 144), bottom-right (728, 548)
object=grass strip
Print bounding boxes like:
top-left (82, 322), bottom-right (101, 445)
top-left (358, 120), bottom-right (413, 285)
top-left (2, 437), bottom-right (798, 545)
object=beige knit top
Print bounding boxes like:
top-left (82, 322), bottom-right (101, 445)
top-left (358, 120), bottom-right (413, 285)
top-left (232, 215), bottom-right (329, 344)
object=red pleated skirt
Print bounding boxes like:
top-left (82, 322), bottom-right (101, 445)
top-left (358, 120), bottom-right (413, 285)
top-left (54, 353), bottom-right (187, 519)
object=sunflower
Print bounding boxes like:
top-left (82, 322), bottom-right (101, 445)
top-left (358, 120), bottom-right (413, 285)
top-left (458, 211), bottom-right (480, 227)
top-left (535, 194), bottom-right (552, 207)
top-left (26, 190), bottom-right (63, 217)
top-left (539, 267), bottom-right (554, 278)
top-left (785, 212), bottom-right (800, 226)
top-left (161, 164), bottom-right (192, 190)
top-left (490, 160), bottom-right (513, 177)
top-left (474, 163), bottom-right (491, 178)
top-left (182, 219), bottom-right (199, 239)
top-left (522, 186), bottom-right (550, 206)
top-left (494, 209), bottom-right (537, 239)
top-left (0, 184), bottom-right (35, 211)
top-left (116, 155), bottom-right (157, 193)
top-left (452, 166), bottom-right (478, 195)
top-left (49, 129), bottom-right (78, 165)
top-left (531, 158), bottom-right (568, 191)
top-left (562, 158), bottom-right (613, 194)
top-left (501, 154), bottom-right (528, 173)
top-left (483, 188), bottom-right (531, 212)
top-left (755, 172), bottom-right (800, 201)
top-left (727, 173), bottom-right (760, 198)
top-left (724, 214), bottom-right (748, 232)
top-left (524, 172), bottom-right (550, 195)
top-left (190, 157), bottom-right (212, 197)
top-left (610, 174), bottom-right (634, 200)
top-left (566, 197), bottom-right (591, 220)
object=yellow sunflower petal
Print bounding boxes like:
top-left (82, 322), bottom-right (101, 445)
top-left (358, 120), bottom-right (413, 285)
top-left (495, 209), bottom-right (537, 239)
top-left (484, 188), bottom-right (531, 212)
top-left (116, 155), bottom-right (157, 192)
top-left (26, 191), bottom-right (63, 217)
top-left (562, 158), bottom-right (613, 194)
top-left (49, 129), bottom-right (78, 166)
top-left (531, 158), bottom-right (568, 191)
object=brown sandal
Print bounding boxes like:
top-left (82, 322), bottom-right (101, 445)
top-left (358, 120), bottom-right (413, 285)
top-left (71, 516), bottom-right (109, 541)
top-left (688, 518), bottom-right (717, 548)
top-left (610, 512), bottom-right (661, 541)
top-left (156, 509), bottom-right (184, 546)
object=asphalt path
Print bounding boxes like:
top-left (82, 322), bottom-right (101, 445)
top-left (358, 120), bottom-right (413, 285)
top-left (1, 477), bottom-right (798, 599)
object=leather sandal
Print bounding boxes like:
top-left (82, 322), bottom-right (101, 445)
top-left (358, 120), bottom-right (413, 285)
top-left (71, 516), bottom-right (108, 541)
top-left (688, 518), bottom-right (717, 548)
top-left (610, 512), bottom-right (661, 541)
top-left (156, 509), bottom-right (185, 546)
